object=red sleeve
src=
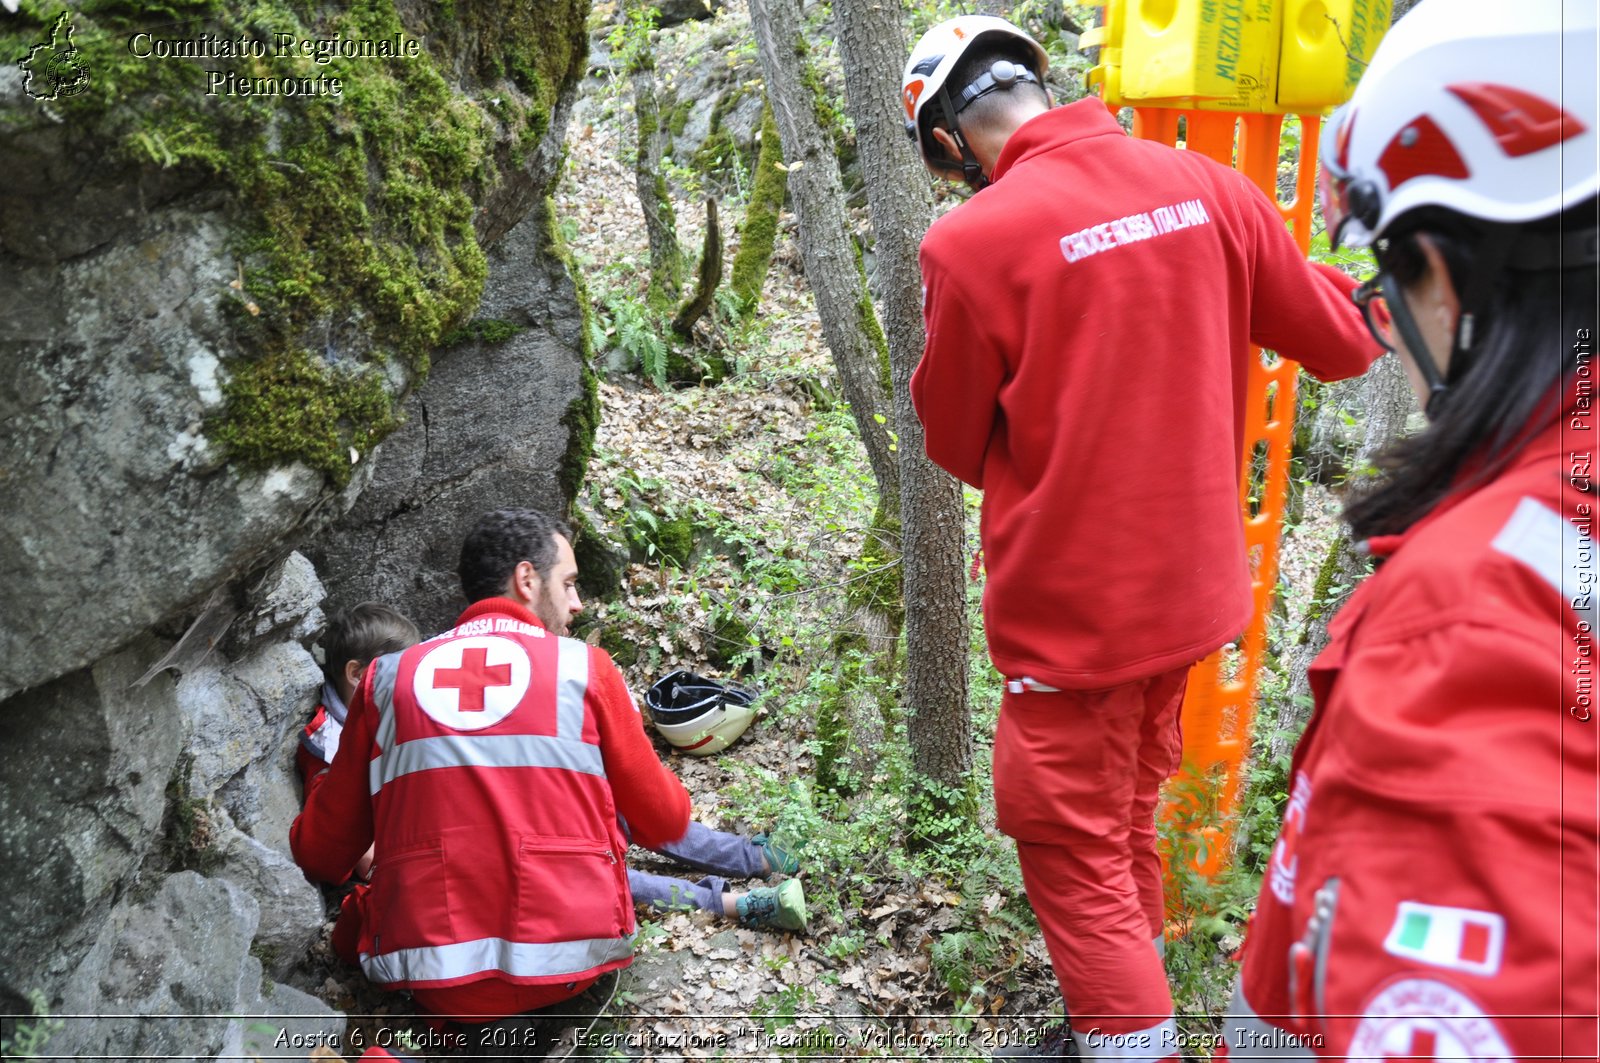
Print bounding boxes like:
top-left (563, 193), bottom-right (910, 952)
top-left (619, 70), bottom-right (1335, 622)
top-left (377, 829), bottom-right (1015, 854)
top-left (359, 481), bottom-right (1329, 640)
top-left (1237, 171), bottom-right (1383, 382)
top-left (290, 671), bottom-right (376, 884)
top-left (587, 648), bottom-right (691, 849)
top-left (910, 235), bottom-right (1007, 489)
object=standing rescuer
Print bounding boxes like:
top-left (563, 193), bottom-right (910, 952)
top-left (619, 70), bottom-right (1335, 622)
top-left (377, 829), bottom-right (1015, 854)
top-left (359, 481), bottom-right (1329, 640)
top-left (1225, 0), bottom-right (1598, 1058)
top-left (901, 15), bottom-right (1382, 1060)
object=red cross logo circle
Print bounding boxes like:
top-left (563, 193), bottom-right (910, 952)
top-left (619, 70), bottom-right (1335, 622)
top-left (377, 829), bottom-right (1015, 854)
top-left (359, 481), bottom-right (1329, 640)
top-left (1348, 978), bottom-right (1512, 1062)
top-left (412, 637), bottom-right (530, 730)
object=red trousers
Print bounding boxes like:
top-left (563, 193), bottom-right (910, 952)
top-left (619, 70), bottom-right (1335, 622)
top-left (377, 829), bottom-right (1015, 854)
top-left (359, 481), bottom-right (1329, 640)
top-left (993, 666), bottom-right (1189, 1058)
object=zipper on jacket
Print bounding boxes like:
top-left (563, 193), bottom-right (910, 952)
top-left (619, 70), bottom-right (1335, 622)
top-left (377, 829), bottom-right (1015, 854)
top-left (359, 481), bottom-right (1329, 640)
top-left (519, 839), bottom-right (617, 864)
top-left (1288, 877), bottom-right (1340, 1034)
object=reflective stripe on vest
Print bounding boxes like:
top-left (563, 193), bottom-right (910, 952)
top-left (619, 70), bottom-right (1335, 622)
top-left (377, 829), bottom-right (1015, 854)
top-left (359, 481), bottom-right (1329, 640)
top-left (555, 636), bottom-right (588, 741)
top-left (361, 932), bottom-right (632, 987)
top-left (369, 733), bottom-right (604, 793)
top-left (1491, 496), bottom-right (1597, 631)
top-left (371, 650), bottom-right (404, 755)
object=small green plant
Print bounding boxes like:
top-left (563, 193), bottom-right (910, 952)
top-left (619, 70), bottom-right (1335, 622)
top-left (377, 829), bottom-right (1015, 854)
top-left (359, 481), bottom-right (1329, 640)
top-left (597, 290), bottom-right (670, 386)
top-left (1, 990), bottom-right (64, 1060)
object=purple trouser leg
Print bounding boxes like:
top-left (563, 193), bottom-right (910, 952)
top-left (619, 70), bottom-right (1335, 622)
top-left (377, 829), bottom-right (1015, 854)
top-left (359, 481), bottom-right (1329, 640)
top-left (618, 819), bottom-right (771, 914)
top-left (651, 820), bottom-right (770, 878)
top-left (627, 868), bottom-right (729, 913)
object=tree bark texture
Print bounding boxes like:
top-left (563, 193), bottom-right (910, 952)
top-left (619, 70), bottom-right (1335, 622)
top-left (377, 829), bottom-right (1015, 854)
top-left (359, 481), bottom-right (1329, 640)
top-left (671, 198), bottom-right (723, 337)
top-left (1266, 353), bottom-right (1414, 766)
top-left (746, 0), bottom-right (900, 507)
top-left (835, 0), bottom-right (973, 794)
top-left (629, 38), bottom-right (683, 306)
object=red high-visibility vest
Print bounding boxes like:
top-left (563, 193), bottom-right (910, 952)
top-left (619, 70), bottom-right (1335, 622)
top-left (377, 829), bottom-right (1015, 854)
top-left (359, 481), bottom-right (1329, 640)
top-left (357, 615), bottom-right (634, 991)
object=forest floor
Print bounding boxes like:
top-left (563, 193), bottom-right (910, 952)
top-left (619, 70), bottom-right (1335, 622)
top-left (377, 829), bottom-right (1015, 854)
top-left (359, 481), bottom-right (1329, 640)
top-left (303, 6), bottom-right (1353, 1058)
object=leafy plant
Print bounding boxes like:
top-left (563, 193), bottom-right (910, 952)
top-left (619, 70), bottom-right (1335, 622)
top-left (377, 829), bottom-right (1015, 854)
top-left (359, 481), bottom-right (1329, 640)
top-left (1, 990), bottom-right (64, 1060)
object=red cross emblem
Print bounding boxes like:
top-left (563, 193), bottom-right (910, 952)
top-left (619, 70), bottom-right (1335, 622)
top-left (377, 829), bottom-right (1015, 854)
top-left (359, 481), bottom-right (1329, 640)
top-left (433, 646), bottom-right (513, 712)
top-left (1384, 1027), bottom-right (1437, 1060)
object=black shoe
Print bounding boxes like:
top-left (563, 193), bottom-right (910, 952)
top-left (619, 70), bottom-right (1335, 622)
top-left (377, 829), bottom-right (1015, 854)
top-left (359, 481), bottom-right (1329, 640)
top-left (993, 1022), bottom-right (1078, 1059)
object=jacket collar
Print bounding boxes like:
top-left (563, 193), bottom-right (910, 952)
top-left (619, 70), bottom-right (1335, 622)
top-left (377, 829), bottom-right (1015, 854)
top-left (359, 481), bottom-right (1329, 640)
top-left (454, 596), bottom-right (548, 631)
top-left (990, 98), bottom-right (1125, 184)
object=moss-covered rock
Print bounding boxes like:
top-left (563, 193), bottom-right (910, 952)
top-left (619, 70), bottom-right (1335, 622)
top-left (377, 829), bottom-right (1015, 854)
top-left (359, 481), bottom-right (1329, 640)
top-left (0, 0), bottom-right (591, 696)
top-left (3, 0), bottom-right (585, 484)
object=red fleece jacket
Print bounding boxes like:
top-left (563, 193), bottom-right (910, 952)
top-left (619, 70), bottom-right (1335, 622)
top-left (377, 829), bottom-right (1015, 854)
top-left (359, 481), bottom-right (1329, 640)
top-left (912, 100), bottom-right (1381, 688)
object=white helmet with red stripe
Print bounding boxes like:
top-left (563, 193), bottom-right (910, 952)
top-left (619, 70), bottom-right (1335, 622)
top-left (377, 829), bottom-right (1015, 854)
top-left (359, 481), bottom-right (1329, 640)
top-left (1320, 0), bottom-right (1597, 249)
top-left (645, 670), bottom-right (756, 756)
top-left (902, 15), bottom-right (1050, 177)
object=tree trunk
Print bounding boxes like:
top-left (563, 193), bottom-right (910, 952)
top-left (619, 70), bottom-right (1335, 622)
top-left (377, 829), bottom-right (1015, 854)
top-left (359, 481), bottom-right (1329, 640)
top-left (628, 16), bottom-right (682, 308)
top-left (836, 0), bottom-right (974, 801)
top-left (1266, 353), bottom-right (1413, 765)
top-left (729, 99), bottom-right (788, 317)
top-left (746, 0), bottom-right (900, 508)
top-left (671, 198), bottom-right (723, 338)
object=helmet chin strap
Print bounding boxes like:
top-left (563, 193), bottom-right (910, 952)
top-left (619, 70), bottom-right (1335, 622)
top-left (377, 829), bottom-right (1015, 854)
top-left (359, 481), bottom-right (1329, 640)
top-left (934, 81), bottom-right (990, 190)
top-left (1379, 272), bottom-right (1452, 419)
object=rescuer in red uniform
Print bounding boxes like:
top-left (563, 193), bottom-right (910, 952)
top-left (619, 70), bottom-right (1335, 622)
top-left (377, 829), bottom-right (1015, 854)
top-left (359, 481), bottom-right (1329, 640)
top-left (1225, 1), bottom-right (1599, 1058)
top-left (291, 507), bottom-right (693, 1024)
top-left (900, 16), bottom-right (1381, 1059)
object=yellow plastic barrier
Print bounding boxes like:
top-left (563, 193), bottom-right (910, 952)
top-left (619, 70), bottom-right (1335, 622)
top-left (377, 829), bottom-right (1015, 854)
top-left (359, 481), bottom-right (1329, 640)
top-left (1083, 0), bottom-right (1389, 113)
top-left (1080, 0), bottom-right (1392, 893)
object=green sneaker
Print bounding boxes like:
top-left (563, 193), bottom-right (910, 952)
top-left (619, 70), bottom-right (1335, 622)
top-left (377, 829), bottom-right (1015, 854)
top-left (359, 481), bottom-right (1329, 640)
top-left (753, 831), bottom-right (801, 876)
top-left (736, 879), bottom-right (807, 931)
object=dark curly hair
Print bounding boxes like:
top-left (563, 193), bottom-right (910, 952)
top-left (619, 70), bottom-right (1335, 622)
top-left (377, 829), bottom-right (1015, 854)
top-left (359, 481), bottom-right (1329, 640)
top-left (458, 508), bottom-right (573, 603)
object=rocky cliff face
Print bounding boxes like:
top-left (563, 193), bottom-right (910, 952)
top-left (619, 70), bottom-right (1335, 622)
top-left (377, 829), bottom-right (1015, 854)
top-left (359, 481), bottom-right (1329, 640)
top-left (310, 198), bottom-right (598, 636)
top-left (0, 0), bottom-right (592, 1046)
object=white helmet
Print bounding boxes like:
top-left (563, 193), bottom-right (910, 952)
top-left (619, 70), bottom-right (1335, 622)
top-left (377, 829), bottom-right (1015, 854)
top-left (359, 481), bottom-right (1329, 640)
top-left (1319, 0), bottom-right (1598, 249)
top-left (645, 670), bottom-right (757, 756)
top-left (902, 15), bottom-right (1050, 181)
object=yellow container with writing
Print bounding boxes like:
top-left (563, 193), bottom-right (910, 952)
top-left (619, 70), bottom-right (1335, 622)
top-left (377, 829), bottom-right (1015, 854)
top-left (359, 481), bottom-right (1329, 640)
top-left (1081, 0), bottom-right (1391, 113)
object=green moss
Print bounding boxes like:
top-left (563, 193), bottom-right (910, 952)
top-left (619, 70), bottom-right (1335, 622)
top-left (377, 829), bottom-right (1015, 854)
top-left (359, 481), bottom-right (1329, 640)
top-left (213, 349), bottom-right (402, 485)
top-left (654, 514), bottom-right (695, 568)
top-left (4, 0), bottom-right (587, 482)
top-left (161, 753), bottom-right (225, 875)
top-left (729, 99), bottom-right (787, 316)
top-left (847, 507), bottom-right (903, 626)
top-left (814, 680), bottom-right (852, 795)
top-left (1297, 534), bottom-right (1364, 645)
top-left (708, 612), bottom-right (754, 672)
top-left (851, 239), bottom-right (893, 397)
top-left (560, 364), bottom-right (601, 506)
top-left (441, 318), bottom-right (527, 347)
top-left (597, 624), bottom-right (640, 669)
top-left (666, 98), bottom-right (693, 138)
top-left (795, 32), bottom-right (851, 159)
top-left (690, 85), bottom-right (750, 177)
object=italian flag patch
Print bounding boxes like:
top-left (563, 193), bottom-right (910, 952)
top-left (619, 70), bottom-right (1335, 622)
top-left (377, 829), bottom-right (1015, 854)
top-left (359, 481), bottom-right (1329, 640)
top-left (1382, 902), bottom-right (1505, 976)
